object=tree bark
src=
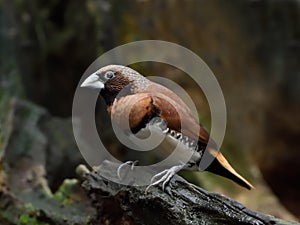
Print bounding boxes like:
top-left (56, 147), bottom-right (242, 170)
top-left (81, 160), bottom-right (299, 225)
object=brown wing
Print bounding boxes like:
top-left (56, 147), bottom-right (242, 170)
top-left (142, 83), bottom-right (209, 144)
top-left (110, 87), bottom-right (209, 144)
top-left (110, 93), bottom-right (154, 133)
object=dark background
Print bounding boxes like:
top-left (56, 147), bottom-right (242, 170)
top-left (1, 0), bottom-right (299, 223)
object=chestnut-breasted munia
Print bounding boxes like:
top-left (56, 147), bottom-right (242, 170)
top-left (81, 65), bottom-right (254, 191)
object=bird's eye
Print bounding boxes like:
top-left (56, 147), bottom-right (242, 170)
top-left (104, 71), bottom-right (115, 80)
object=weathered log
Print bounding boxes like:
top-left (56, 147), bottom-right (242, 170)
top-left (81, 160), bottom-right (299, 225)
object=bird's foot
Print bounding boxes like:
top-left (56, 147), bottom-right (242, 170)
top-left (117, 160), bottom-right (138, 180)
top-left (145, 163), bottom-right (187, 193)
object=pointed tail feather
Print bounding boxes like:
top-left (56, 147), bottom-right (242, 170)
top-left (205, 148), bottom-right (254, 190)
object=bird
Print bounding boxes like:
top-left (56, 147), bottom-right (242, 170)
top-left (80, 64), bottom-right (254, 191)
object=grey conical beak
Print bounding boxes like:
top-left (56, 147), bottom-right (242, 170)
top-left (81, 73), bottom-right (104, 89)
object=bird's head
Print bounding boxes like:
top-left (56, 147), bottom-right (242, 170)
top-left (81, 65), bottom-right (149, 105)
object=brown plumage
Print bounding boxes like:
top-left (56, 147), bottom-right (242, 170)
top-left (81, 65), bottom-right (254, 190)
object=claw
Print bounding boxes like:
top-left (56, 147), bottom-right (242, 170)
top-left (150, 169), bottom-right (168, 184)
top-left (145, 163), bottom-right (189, 193)
top-left (117, 160), bottom-right (138, 179)
top-left (130, 160), bottom-right (138, 170)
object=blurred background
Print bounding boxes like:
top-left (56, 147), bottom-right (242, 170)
top-left (0, 0), bottom-right (299, 224)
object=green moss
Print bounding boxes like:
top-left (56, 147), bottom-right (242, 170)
top-left (18, 213), bottom-right (49, 225)
top-left (24, 203), bottom-right (35, 211)
top-left (17, 203), bottom-right (49, 225)
top-left (54, 179), bottom-right (78, 204)
top-left (84, 216), bottom-right (90, 225)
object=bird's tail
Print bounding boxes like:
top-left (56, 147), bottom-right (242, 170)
top-left (205, 148), bottom-right (254, 190)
